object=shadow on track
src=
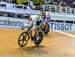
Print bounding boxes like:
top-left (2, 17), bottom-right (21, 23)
top-left (18, 45), bottom-right (49, 55)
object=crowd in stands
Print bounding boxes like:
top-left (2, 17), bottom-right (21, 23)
top-left (0, 0), bottom-right (74, 14)
top-left (44, 0), bottom-right (75, 8)
top-left (0, 0), bottom-right (75, 9)
top-left (0, 0), bottom-right (75, 8)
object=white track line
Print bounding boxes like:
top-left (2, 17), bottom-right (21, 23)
top-left (54, 30), bottom-right (75, 38)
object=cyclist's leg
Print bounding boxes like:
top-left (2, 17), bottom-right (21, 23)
top-left (31, 26), bottom-right (38, 37)
top-left (43, 18), bottom-right (49, 31)
top-left (43, 18), bottom-right (47, 27)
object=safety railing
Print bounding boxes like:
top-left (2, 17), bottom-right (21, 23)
top-left (0, 1), bottom-right (75, 15)
top-left (39, 5), bottom-right (75, 14)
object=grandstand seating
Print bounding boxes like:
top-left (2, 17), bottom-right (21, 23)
top-left (0, 0), bottom-right (75, 14)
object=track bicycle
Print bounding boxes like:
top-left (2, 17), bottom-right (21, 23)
top-left (18, 25), bottom-right (43, 47)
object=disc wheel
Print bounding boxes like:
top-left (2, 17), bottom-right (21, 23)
top-left (34, 32), bottom-right (43, 45)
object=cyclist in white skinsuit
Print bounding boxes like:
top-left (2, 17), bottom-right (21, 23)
top-left (30, 15), bottom-right (37, 30)
top-left (30, 14), bottom-right (42, 30)
top-left (24, 14), bottom-right (43, 39)
top-left (26, 14), bottom-right (41, 38)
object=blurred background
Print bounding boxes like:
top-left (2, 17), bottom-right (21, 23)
top-left (0, 0), bottom-right (75, 8)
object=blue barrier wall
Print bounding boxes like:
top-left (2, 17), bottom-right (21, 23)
top-left (0, 16), bottom-right (75, 31)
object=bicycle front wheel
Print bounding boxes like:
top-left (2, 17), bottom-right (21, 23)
top-left (18, 32), bottom-right (29, 47)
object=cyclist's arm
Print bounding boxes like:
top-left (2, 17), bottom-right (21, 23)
top-left (28, 21), bottom-right (33, 28)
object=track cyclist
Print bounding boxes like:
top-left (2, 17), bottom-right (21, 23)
top-left (41, 12), bottom-right (50, 34)
top-left (18, 14), bottom-right (44, 47)
top-left (24, 14), bottom-right (42, 40)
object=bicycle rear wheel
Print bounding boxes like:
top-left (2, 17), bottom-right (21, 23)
top-left (34, 32), bottom-right (43, 45)
top-left (18, 32), bottom-right (29, 47)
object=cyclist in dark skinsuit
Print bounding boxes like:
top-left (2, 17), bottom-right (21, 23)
top-left (41, 12), bottom-right (50, 32)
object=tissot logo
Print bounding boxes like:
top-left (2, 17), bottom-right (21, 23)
top-left (50, 22), bottom-right (73, 31)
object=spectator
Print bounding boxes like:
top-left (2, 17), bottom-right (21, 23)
top-left (59, 1), bottom-right (67, 7)
top-left (66, 0), bottom-right (73, 7)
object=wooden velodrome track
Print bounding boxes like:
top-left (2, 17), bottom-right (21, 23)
top-left (0, 28), bottom-right (75, 57)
